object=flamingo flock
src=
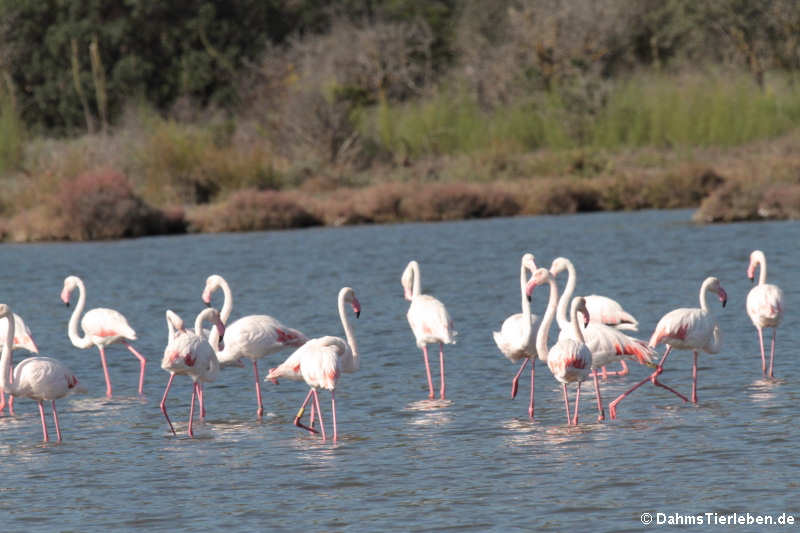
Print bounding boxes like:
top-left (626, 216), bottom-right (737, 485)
top-left (0, 248), bottom-right (787, 443)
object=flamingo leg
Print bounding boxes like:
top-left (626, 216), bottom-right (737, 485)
top-left (160, 373), bottom-right (176, 435)
top-left (124, 342), bottom-right (147, 396)
top-left (691, 351), bottom-right (699, 403)
top-left (312, 389), bottom-right (326, 441)
top-left (38, 401), bottom-right (49, 442)
top-left (562, 383), bottom-right (571, 425)
top-left (198, 383), bottom-right (205, 419)
top-left (757, 326), bottom-right (766, 374)
top-left (528, 359), bottom-right (535, 419)
top-left (439, 343), bottom-right (446, 400)
top-left (51, 400), bottom-right (62, 443)
top-left (421, 345), bottom-right (435, 399)
top-left (294, 389), bottom-right (319, 434)
top-left (309, 403), bottom-right (316, 429)
top-left (510, 358), bottom-right (529, 399)
top-left (188, 382), bottom-right (198, 437)
top-left (572, 384), bottom-right (582, 425)
top-left (600, 366), bottom-right (609, 380)
top-left (253, 359), bottom-right (264, 419)
top-left (768, 328), bottom-right (777, 378)
top-left (609, 346), bottom-right (687, 419)
top-left (604, 360), bottom-right (629, 377)
top-left (0, 390), bottom-right (5, 414)
top-left (331, 389), bottom-right (337, 442)
top-left (98, 345), bottom-right (113, 398)
top-left (592, 371), bottom-right (605, 421)
top-left (8, 394), bottom-right (14, 416)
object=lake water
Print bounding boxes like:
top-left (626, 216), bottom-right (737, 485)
top-left (1, 209), bottom-right (798, 532)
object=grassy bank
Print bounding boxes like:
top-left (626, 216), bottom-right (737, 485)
top-left (2, 72), bottom-right (800, 242)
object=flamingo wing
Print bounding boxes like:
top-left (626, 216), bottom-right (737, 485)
top-left (746, 283), bottom-right (784, 328)
top-left (494, 312), bottom-right (538, 362)
top-left (547, 339), bottom-right (592, 383)
top-left (408, 295), bottom-right (457, 347)
top-left (13, 356), bottom-right (86, 399)
top-left (82, 307), bottom-right (137, 342)
top-left (299, 341), bottom-right (341, 391)
top-left (649, 307), bottom-right (715, 350)
top-left (584, 294), bottom-right (639, 330)
top-left (578, 322), bottom-right (657, 368)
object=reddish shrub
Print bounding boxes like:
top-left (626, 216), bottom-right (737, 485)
top-left (55, 169), bottom-right (184, 240)
top-left (758, 184), bottom-right (800, 219)
top-left (187, 189), bottom-right (321, 232)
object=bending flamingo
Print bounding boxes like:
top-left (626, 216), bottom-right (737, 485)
top-left (0, 312), bottom-right (39, 415)
top-left (402, 260), bottom-right (457, 400)
top-left (527, 269), bottom-right (592, 425)
top-left (61, 275), bottom-right (147, 397)
top-left (551, 257), bottom-right (657, 420)
top-left (493, 253), bottom-right (539, 418)
top-left (746, 250), bottom-right (784, 377)
top-left (609, 276), bottom-right (727, 419)
top-left (160, 307), bottom-right (224, 437)
top-left (0, 303), bottom-right (87, 442)
top-left (267, 287), bottom-right (361, 442)
top-left (550, 257), bottom-right (640, 377)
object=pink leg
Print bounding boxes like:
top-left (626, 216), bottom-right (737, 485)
top-left (572, 384), bottom-right (582, 425)
top-left (38, 401), bottom-right (49, 442)
top-left (439, 343), bottom-right (446, 400)
top-left (691, 351), bottom-right (699, 403)
top-left (609, 346), bottom-right (687, 419)
top-left (562, 383), bottom-right (571, 425)
top-left (98, 345), bottom-right (113, 398)
top-left (331, 389), bottom-right (337, 442)
top-left (0, 390), bottom-right (5, 414)
top-left (528, 359), bottom-right (535, 419)
top-left (604, 360), bottom-right (630, 377)
top-left (51, 400), bottom-right (62, 442)
top-left (511, 358), bottom-right (529, 399)
top-left (768, 328), bottom-right (777, 378)
top-left (592, 371), bottom-right (605, 421)
top-left (421, 345), bottom-right (435, 399)
top-left (294, 389), bottom-right (319, 434)
top-left (198, 383), bottom-right (206, 418)
top-left (600, 366), bottom-right (609, 380)
top-left (757, 327), bottom-right (766, 374)
top-left (253, 360), bottom-right (264, 419)
top-left (160, 373), bottom-right (176, 435)
top-left (124, 342), bottom-right (147, 396)
top-left (309, 403), bottom-right (317, 429)
top-left (188, 382), bottom-right (198, 437)
top-left (8, 394), bottom-right (14, 416)
top-left (312, 389), bottom-right (326, 441)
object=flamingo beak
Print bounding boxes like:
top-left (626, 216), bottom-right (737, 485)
top-left (719, 288), bottom-right (728, 307)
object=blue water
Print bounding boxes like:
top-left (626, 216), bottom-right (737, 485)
top-left (1, 209), bottom-right (798, 532)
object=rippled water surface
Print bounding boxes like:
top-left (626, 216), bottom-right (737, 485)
top-left (1, 210), bottom-right (799, 532)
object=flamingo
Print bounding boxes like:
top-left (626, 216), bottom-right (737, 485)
top-left (746, 250), bottom-right (784, 377)
top-left (402, 260), bottom-right (457, 400)
top-left (0, 312), bottom-right (39, 415)
top-left (609, 276), bottom-right (727, 419)
top-left (0, 303), bottom-right (87, 442)
top-left (550, 257), bottom-right (657, 420)
top-left (550, 257), bottom-right (640, 377)
top-left (267, 287), bottom-right (361, 441)
top-left (200, 274), bottom-right (234, 334)
top-left (160, 307), bottom-right (224, 437)
top-left (526, 269), bottom-right (592, 425)
top-left (61, 275), bottom-right (147, 397)
top-left (492, 253), bottom-right (539, 418)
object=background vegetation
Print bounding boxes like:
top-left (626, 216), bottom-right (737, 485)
top-left (1, 0), bottom-right (800, 240)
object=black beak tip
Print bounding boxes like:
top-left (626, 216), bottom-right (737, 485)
top-left (356, 311), bottom-right (361, 319)
top-left (526, 295), bottom-right (531, 303)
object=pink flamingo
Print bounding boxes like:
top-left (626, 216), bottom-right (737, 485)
top-left (493, 253), bottom-right (539, 418)
top-left (550, 257), bottom-right (640, 377)
top-left (203, 274), bottom-right (308, 419)
top-left (160, 308), bottom-right (224, 437)
top-left (527, 269), bottom-right (592, 425)
top-left (609, 276), bottom-right (727, 419)
top-left (747, 250), bottom-right (784, 377)
top-left (0, 303), bottom-right (87, 442)
top-left (550, 257), bottom-right (657, 420)
top-left (61, 275), bottom-right (147, 397)
top-left (267, 287), bottom-right (361, 441)
top-left (402, 260), bottom-right (457, 400)
top-left (0, 312), bottom-right (39, 415)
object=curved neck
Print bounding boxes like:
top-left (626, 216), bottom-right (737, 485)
top-left (216, 278), bottom-right (233, 324)
top-left (570, 300), bottom-right (586, 344)
top-left (67, 278), bottom-right (93, 349)
top-left (339, 293), bottom-right (359, 367)
top-left (699, 278), bottom-right (713, 312)
top-left (755, 255), bottom-right (767, 285)
top-left (196, 308), bottom-right (222, 354)
top-left (410, 262), bottom-right (421, 297)
top-left (519, 261), bottom-right (533, 339)
top-left (0, 313), bottom-right (15, 393)
top-left (535, 274), bottom-right (560, 361)
top-left (555, 260), bottom-right (576, 331)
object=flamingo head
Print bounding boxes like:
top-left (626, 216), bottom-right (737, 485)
top-left (61, 275), bottom-right (81, 306)
top-left (708, 277), bottom-right (727, 307)
top-left (522, 253), bottom-right (537, 273)
top-left (202, 274), bottom-right (224, 305)
top-left (266, 367), bottom-right (280, 385)
top-left (342, 287), bottom-right (361, 319)
top-left (401, 261), bottom-right (417, 301)
top-left (747, 250), bottom-right (765, 283)
top-left (548, 257), bottom-right (571, 278)
top-left (572, 296), bottom-right (590, 326)
top-left (525, 268), bottom-right (552, 301)
top-left (0, 303), bottom-right (10, 320)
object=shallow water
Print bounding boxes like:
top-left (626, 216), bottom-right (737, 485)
top-left (1, 209), bottom-right (798, 532)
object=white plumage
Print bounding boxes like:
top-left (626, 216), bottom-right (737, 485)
top-left (746, 250), bottom-right (784, 377)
